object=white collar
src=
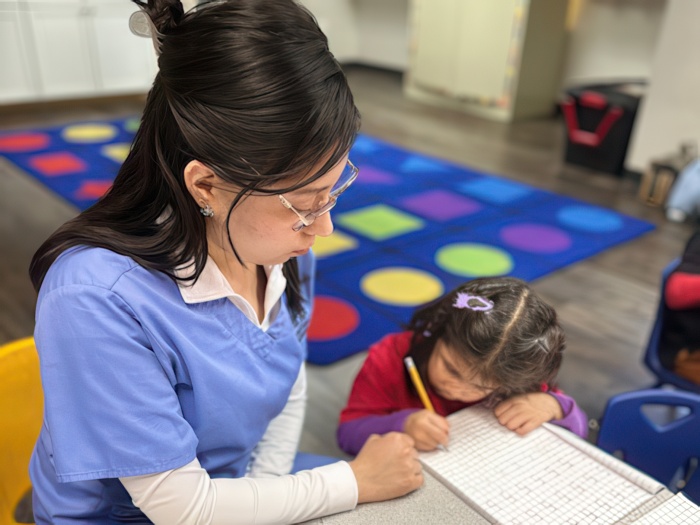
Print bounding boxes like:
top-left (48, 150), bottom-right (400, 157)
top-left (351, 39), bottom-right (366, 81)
top-left (174, 256), bottom-right (287, 330)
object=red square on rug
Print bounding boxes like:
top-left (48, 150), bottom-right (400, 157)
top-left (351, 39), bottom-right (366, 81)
top-left (74, 180), bottom-right (113, 200)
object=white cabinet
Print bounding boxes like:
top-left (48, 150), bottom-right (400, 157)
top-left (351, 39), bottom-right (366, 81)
top-left (0, 3), bottom-right (38, 102)
top-left (89, 2), bottom-right (157, 94)
top-left (0, 0), bottom-right (157, 104)
top-left (405, 0), bottom-right (569, 121)
top-left (27, 3), bottom-right (96, 98)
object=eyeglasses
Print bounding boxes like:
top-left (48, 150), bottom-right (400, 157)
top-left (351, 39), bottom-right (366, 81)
top-left (279, 159), bottom-right (358, 231)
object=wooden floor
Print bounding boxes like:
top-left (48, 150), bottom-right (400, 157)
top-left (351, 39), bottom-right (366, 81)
top-left (0, 66), bottom-right (694, 466)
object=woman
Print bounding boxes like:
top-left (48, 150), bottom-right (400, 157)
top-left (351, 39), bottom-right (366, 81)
top-left (28, 0), bottom-right (422, 523)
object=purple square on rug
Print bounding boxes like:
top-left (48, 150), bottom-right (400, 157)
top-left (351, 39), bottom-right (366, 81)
top-left (356, 165), bottom-right (400, 185)
top-left (399, 189), bottom-right (483, 221)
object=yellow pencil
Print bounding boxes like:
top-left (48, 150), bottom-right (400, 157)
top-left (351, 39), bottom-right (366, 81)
top-left (404, 356), bottom-right (448, 452)
top-left (404, 356), bottom-right (435, 412)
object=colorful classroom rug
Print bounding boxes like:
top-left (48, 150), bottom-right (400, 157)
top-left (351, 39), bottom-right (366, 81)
top-left (0, 119), bottom-right (655, 365)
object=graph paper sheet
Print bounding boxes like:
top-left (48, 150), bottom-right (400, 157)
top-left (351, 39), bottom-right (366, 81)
top-left (419, 407), bottom-right (665, 525)
top-left (629, 493), bottom-right (700, 524)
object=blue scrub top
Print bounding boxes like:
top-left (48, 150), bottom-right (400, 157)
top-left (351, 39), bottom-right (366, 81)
top-left (30, 246), bottom-right (314, 524)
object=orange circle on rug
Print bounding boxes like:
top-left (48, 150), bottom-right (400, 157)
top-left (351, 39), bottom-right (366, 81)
top-left (61, 124), bottom-right (118, 143)
top-left (308, 296), bottom-right (360, 341)
top-left (0, 133), bottom-right (50, 152)
top-left (361, 267), bottom-right (444, 306)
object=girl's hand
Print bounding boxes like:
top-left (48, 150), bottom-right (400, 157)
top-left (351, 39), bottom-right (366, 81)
top-left (403, 410), bottom-right (450, 451)
top-left (493, 393), bottom-right (564, 436)
top-left (349, 432), bottom-right (424, 503)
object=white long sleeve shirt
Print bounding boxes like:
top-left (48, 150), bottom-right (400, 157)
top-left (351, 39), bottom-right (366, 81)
top-left (119, 257), bottom-right (358, 523)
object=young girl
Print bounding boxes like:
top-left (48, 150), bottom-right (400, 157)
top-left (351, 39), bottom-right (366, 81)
top-left (28, 1), bottom-right (421, 523)
top-left (337, 277), bottom-right (588, 455)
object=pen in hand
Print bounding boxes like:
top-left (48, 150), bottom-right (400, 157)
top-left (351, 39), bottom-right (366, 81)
top-left (404, 356), bottom-right (449, 452)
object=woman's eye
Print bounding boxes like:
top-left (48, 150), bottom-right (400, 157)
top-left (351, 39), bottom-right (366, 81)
top-left (306, 197), bottom-right (329, 213)
top-left (294, 195), bottom-right (325, 213)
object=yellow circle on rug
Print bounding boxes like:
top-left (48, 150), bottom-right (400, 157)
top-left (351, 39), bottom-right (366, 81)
top-left (62, 124), bottom-right (118, 143)
top-left (436, 243), bottom-right (513, 277)
top-left (361, 267), bottom-right (443, 306)
top-left (101, 143), bottom-right (131, 163)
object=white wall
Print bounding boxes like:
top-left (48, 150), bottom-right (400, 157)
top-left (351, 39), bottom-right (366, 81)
top-left (562, 0), bottom-right (667, 87)
top-left (299, 0), bottom-right (360, 64)
top-left (626, 0), bottom-right (700, 173)
top-left (300, 0), bottom-right (409, 70)
top-left (354, 0), bottom-right (409, 71)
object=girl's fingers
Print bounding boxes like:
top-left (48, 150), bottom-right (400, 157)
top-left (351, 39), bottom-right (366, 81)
top-left (513, 418), bottom-right (539, 436)
top-left (494, 401), bottom-right (518, 421)
top-left (498, 408), bottom-right (529, 430)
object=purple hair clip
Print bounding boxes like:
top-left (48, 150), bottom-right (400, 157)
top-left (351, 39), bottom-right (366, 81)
top-left (454, 292), bottom-right (494, 312)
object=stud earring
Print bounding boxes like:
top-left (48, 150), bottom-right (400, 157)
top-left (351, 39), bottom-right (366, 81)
top-left (200, 204), bottom-right (214, 217)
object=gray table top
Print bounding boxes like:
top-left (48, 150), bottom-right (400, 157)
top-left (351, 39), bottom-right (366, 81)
top-left (301, 470), bottom-right (488, 525)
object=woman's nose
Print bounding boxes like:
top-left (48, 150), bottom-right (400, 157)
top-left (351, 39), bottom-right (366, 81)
top-left (309, 212), bottom-right (334, 237)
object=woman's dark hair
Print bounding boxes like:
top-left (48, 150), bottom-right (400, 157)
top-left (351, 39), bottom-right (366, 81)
top-left (407, 277), bottom-right (565, 404)
top-left (29, 0), bottom-right (360, 318)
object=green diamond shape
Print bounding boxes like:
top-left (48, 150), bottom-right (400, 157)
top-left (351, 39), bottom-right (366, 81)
top-left (336, 204), bottom-right (425, 241)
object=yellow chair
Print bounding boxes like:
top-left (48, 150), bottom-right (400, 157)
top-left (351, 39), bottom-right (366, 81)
top-left (0, 337), bottom-right (42, 525)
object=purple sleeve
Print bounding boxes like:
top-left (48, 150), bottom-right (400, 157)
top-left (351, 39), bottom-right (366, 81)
top-left (549, 392), bottom-right (589, 439)
top-left (336, 408), bottom-right (421, 456)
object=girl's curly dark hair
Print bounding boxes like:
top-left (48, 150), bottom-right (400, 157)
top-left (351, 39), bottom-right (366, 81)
top-left (407, 277), bottom-right (565, 405)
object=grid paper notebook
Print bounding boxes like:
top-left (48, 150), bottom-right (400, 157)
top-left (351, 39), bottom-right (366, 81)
top-left (629, 493), bottom-right (700, 524)
top-left (419, 407), bottom-right (667, 525)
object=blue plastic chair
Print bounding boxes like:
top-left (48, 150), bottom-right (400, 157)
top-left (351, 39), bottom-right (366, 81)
top-left (291, 452), bottom-right (340, 473)
top-left (643, 258), bottom-right (700, 394)
top-left (597, 388), bottom-right (700, 503)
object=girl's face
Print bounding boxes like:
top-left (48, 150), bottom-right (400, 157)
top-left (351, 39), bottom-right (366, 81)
top-left (209, 155), bottom-right (348, 267)
top-left (427, 339), bottom-right (495, 403)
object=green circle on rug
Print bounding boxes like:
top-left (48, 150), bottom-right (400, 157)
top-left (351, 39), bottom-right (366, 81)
top-left (435, 243), bottom-right (513, 277)
top-left (361, 267), bottom-right (443, 306)
top-left (124, 117), bottom-right (141, 133)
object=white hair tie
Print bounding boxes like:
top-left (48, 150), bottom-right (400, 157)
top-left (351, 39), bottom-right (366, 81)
top-left (129, 10), bottom-right (163, 56)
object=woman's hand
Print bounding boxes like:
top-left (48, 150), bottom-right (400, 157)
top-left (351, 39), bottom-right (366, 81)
top-left (348, 432), bottom-right (423, 503)
top-left (494, 392), bottom-right (563, 436)
top-left (403, 410), bottom-right (450, 451)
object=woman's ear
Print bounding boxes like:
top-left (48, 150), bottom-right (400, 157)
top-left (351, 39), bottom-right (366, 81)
top-left (184, 160), bottom-right (218, 209)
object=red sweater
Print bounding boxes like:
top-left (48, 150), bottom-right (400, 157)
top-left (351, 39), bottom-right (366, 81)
top-left (339, 331), bottom-right (470, 423)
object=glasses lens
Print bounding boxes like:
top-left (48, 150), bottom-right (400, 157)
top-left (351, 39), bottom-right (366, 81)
top-left (311, 196), bottom-right (337, 217)
top-left (293, 196), bottom-right (336, 231)
top-left (287, 161), bottom-right (356, 231)
top-left (330, 161), bottom-right (358, 197)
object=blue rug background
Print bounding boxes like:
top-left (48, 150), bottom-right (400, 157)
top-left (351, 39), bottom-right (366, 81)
top-left (0, 119), bottom-right (655, 364)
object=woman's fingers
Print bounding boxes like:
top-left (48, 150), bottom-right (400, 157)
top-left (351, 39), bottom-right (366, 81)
top-left (350, 432), bottom-right (424, 503)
